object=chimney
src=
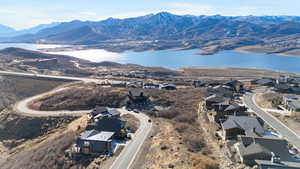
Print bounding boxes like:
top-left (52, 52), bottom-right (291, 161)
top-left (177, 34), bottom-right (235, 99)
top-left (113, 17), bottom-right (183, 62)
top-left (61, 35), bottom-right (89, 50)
top-left (271, 152), bottom-right (281, 164)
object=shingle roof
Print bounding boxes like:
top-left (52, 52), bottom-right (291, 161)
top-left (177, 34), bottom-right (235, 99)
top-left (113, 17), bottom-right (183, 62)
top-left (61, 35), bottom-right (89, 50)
top-left (108, 108), bottom-right (121, 116)
top-left (225, 80), bottom-right (243, 87)
top-left (129, 90), bottom-right (143, 97)
top-left (205, 94), bottom-right (228, 103)
top-left (255, 159), bottom-right (300, 169)
top-left (255, 78), bottom-right (274, 85)
top-left (94, 106), bottom-right (108, 113)
top-left (222, 116), bottom-right (265, 135)
top-left (224, 102), bottom-right (242, 111)
top-left (284, 95), bottom-right (300, 110)
top-left (238, 136), bottom-right (294, 162)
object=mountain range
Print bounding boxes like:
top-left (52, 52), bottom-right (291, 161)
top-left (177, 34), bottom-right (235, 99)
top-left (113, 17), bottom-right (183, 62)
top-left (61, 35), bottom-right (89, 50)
top-left (0, 24), bottom-right (15, 37)
top-left (2, 12), bottom-right (300, 54)
top-left (0, 22), bottom-right (60, 38)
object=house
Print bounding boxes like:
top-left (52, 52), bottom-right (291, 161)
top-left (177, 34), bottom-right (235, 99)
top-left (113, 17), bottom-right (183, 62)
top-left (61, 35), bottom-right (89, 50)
top-left (193, 80), bottom-right (204, 88)
top-left (205, 94), bottom-right (230, 110)
top-left (89, 106), bottom-right (121, 121)
top-left (278, 75), bottom-right (290, 84)
top-left (143, 82), bottom-right (160, 89)
top-left (224, 80), bottom-right (244, 92)
top-left (206, 85), bottom-right (235, 98)
top-left (75, 130), bottom-right (114, 154)
top-left (279, 75), bottom-right (300, 85)
top-left (275, 83), bottom-right (291, 92)
top-left (110, 81), bottom-right (127, 88)
top-left (160, 84), bottom-right (177, 90)
top-left (255, 159), bottom-right (300, 169)
top-left (213, 102), bottom-right (248, 123)
top-left (221, 116), bottom-right (265, 140)
top-left (283, 95), bottom-right (300, 112)
top-left (252, 78), bottom-right (275, 86)
top-left (236, 136), bottom-right (294, 166)
top-left (289, 76), bottom-right (300, 85)
top-left (89, 116), bottom-right (125, 133)
top-left (127, 81), bottom-right (143, 88)
top-left (127, 90), bottom-right (148, 108)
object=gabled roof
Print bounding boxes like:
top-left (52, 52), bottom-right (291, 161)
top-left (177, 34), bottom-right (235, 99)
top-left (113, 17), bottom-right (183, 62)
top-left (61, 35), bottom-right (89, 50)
top-left (108, 108), bottom-right (121, 116)
top-left (129, 90), bottom-right (144, 97)
top-left (222, 116), bottom-right (265, 135)
top-left (255, 159), bottom-right (300, 169)
top-left (225, 80), bottom-right (243, 87)
top-left (284, 95), bottom-right (300, 110)
top-left (224, 102), bottom-right (242, 111)
top-left (94, 106), bottom-right (108, 113)
top-left (205, 94), bottom-right (228, 103)
top-left (238, 136), bottom-right (294, 162)
top-left (254, 78), bottom-right (274, 85)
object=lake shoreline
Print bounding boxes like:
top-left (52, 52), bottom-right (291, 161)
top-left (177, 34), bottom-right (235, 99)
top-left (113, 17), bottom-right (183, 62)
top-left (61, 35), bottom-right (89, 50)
top-left (235, 46), bottom-right (300, 57)
top-left (1, 43), bottom-right (300, 74)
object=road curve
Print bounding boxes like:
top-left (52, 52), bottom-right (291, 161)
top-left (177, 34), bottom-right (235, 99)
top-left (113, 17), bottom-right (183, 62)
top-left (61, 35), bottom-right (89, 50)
top-left (14, 87), bottom-right (92, 116)
top-left (5, 69), bottom-right (153, 169)
top-left (243, 88), bottom-right (300, 150)
top-left (15, 87), bottom-right (153, 169)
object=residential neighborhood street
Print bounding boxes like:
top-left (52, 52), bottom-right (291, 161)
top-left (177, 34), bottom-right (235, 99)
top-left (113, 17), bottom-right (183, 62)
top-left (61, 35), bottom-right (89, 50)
top-left (109, 108), bottom-right (152, 169)
top-left (6, 70), bottom-right (153, 169)
top-left (243, 88), bottom-right (300, 150)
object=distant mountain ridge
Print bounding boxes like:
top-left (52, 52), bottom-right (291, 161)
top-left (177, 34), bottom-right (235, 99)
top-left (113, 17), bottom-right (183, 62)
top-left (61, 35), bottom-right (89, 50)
top-left (0, 22), bottom-right (60, 38)
top-left (0, 24), bottom-right (15, 37)
top-left (5, 12), bottom-right (300, 43)
top-left (3, 12), bottom-right (300, 55)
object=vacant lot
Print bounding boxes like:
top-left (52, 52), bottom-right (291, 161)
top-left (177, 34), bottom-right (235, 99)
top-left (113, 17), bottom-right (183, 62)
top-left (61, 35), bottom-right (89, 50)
top-left (0, 76), bottom-right (66, 111)
top-left (32, 83), bottom-right (128, 111)
top-left (0, 115), bottom-right (90, 169)
top-left (31, 83), bottom-right (219, 168)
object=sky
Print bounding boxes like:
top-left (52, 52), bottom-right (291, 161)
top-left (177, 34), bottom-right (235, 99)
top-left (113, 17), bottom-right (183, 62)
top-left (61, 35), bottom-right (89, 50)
top-left (1, 0), bottom-right (300, 30)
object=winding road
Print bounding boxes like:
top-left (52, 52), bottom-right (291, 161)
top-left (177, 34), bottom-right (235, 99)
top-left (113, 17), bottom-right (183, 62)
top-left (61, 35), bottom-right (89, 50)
top-left (2, 70), bottom-right (152, 169)
top-left (243, 88), bottom-right (300, 150)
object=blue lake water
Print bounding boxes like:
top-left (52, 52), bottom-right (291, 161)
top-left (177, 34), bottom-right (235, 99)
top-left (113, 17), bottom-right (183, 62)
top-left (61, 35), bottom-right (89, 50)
top-left (1, 43), bottom-right (300, 74)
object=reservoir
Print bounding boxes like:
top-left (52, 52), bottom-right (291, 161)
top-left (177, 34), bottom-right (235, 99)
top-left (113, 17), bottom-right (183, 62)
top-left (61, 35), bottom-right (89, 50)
top-left (1, 43), bottom-right (300, 74)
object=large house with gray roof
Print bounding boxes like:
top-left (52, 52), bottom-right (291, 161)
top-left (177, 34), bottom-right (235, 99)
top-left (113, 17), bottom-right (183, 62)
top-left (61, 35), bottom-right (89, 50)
top-left (75, 130), bottom-right (114, 154)
top-left (283, 95), bottom-right (300, 113)
top-left (236, 136), bottom-right (295, 166)
top-left (221, 116), bottom-right (265, 140)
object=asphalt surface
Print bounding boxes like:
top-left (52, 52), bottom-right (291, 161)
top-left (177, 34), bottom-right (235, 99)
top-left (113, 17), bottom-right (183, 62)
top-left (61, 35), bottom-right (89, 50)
top-left (243, 88), bottom-right (300, 150)
top-left (110, 108), bottom-right (152, 169)
top-left (14, 87), bottom-right (92, 116)
top-left (5, 70), bottom-right (153, 169)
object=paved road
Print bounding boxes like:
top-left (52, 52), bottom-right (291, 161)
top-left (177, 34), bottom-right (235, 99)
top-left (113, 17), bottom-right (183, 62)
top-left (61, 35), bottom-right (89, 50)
top-left (110, 108), bottom-right (152, 169)
top-left (6, 69), bottom-right (153, 169)
top-left (243, 88), bottom-right (300, 150)
top-left (14, 87), bottom-right (92, 116)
